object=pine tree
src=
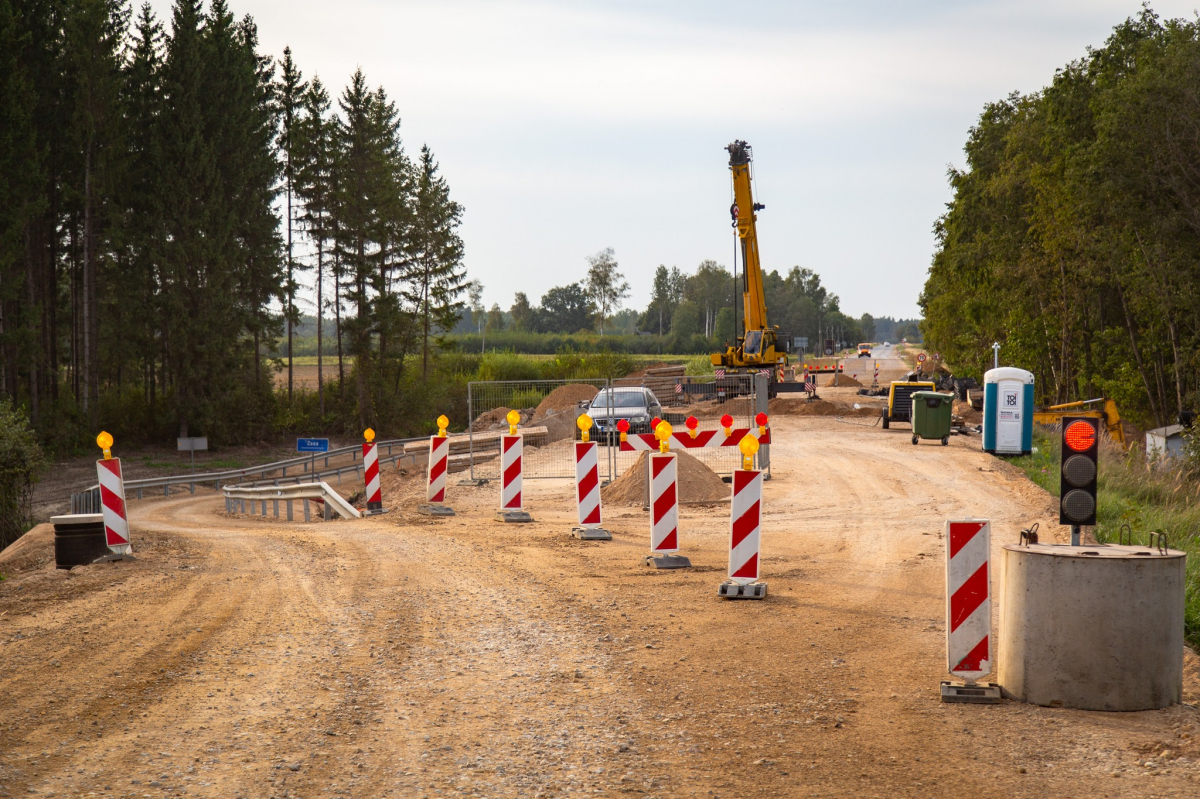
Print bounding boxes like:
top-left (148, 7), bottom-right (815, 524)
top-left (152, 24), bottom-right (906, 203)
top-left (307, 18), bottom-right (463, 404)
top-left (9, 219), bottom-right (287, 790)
top-left (276, 45), bottom-right (306, 403)
top-left (296, 74), bottom-right (332, 415)
top-left (408, 144), bottom-right (464, 376)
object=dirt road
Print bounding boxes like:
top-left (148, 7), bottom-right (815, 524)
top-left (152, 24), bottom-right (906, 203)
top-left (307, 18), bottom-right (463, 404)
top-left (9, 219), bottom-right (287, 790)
top-left (2, 410), bottom-right (1198, 797)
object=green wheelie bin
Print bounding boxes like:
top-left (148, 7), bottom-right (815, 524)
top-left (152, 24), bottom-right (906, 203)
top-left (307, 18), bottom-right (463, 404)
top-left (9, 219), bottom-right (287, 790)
top-left (910, 391), bottom-right (955, 446)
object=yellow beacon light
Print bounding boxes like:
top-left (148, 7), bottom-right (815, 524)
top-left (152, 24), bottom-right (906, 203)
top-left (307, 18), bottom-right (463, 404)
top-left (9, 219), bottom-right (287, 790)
top-left (655, 420), bottom-right (673, 453)
top-left (364, 427), bottom-right (376, 443)
top-left (96, 431), bottom-right (114, 460)
top-left (506, 410), bottom-right (521, 436)
top-left (436, 415), bottom-right (449, 437)
top-left (577, 414), bottom-right (593, 443)
top-left (739, 433), bottom-right (760, 471)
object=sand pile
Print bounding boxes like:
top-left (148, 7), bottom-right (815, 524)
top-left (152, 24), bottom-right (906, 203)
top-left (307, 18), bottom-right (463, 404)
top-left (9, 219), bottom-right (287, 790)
top-left (602, 450), bottom-right (730, 506)
top-left (825, 374), bottom-right (863, 387)
top-left (533, 384), bottom-right (598, 423)
top-left (771, 398), bottom-right (878, 417)
top-left (955, 401), bottom-right (982, 425)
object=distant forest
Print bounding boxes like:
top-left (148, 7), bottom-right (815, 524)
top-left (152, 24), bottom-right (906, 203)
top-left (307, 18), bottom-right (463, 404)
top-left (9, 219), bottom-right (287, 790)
top-left (922, 9), bottom-right (1199, 427)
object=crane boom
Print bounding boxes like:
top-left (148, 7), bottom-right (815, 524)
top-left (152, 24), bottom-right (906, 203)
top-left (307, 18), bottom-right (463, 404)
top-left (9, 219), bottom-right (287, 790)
top-left (711, 140), bottom-right (787, 378)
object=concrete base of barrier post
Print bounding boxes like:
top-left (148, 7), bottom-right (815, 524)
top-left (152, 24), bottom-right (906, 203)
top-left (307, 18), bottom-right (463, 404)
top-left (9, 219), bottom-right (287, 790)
top-left (572, 526), bottom-right (611, 541)
top-left (418, 504), bottom-right (456, 517)
top-left (496, 510), bottom-right (533, 523)
top-left (644, 554), bottom-right (691, 569)
top-left (940, 681), bottom-right (1001, 704)
top-left (718, 580), bottom-right (767, 600)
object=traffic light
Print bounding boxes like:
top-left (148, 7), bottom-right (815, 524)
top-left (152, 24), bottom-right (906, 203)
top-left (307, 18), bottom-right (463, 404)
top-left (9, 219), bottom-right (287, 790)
top-left (1059, 416), bottom-right (1099, 527)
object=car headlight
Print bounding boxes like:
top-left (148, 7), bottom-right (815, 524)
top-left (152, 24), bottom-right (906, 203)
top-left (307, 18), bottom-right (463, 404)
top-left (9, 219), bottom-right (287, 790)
top-left (631, 415), bottom-right (647, 423)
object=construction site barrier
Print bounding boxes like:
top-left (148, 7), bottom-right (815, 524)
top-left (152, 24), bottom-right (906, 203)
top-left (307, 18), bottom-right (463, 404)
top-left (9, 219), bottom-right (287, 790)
top-left (574, 441), bottom-right (602, 527)
top-left (728, 469), bottom-right (762, 583)
top-left (946, 519), bottom-right (991, 680)
top-left (96, 456), bottom-right (132, 555)
top-left (500, 434), bottom-right (524, 511)
top-left (363, 430), bottom-right (383, 513)
top-left (649, 452), bottom-right (679, 554)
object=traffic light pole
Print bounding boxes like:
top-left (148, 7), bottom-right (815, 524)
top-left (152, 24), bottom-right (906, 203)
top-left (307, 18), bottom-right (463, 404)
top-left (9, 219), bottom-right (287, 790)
top-left (1071, 525), bottom-right (1081, 546)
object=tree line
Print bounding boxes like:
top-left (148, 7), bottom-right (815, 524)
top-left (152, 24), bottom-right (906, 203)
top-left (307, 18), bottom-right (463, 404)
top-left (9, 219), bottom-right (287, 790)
top-left (464, 254), bottom-right (899, 354)
top-left (0, 0), bottom-right (465, 448)
top-left (921, 8), bottom-right (1199, 428)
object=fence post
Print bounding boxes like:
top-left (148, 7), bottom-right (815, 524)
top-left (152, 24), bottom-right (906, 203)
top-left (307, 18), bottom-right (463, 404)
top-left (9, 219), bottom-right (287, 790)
top-left (754, 373), bottom-right (770, 474)
top-left (468, 381), bottom-right (476, 481)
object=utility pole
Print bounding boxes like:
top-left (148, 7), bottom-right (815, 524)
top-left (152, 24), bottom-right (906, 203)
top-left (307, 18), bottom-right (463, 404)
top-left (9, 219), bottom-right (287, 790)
top-left (992, 341), bottom-right (1001, 369)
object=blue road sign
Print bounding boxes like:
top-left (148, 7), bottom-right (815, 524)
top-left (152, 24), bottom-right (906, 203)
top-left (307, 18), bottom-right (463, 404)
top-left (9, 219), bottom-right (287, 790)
top-left (296, 438), bottom-right (330, 453)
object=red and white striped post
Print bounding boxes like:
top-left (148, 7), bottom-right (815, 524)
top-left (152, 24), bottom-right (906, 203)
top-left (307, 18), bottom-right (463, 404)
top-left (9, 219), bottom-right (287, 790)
top-left (942, 519), bottom-right (999, 702)
top-left (362, 427), bottom-right (384, 514)
top-left (720, 424), bottom-right (767, 598)
top-left (419, 415), bottom-right (455, 517)
top-left (571, 414), bottom-right (611, 540)
top-left (95, 431), bottom-right (133, 558)
top-left (497, 410), bottom-right (532, 522)
top-left (645, 421), bottom-right (689, 568)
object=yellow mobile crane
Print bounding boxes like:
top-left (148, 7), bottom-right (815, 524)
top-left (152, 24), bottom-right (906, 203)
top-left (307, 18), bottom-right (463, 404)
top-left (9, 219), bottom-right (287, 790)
top-left (711, 140), bottom-right (790, 384)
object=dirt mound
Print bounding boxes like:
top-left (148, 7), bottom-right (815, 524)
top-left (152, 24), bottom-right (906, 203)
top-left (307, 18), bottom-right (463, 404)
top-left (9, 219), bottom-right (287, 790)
top-left (771, 398), bottom-right (878, 417)
top-left (0, 523), bottom-right (54, 574)
top-left (825, 374), bottom-right (863, 387)
top-left (955, 401), bottom-right (982, 425)
top-left (533, 384), bottom-right (598, 423)
top-left (602, 450), bottom-right (729, 506)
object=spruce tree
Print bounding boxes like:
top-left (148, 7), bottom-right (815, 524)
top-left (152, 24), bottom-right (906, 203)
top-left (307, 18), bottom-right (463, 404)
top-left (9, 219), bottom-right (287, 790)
top-left (296, 74), bottom-right (332, 415)
top-left (276, 45), bottom-right (306, 403)
top-left (407, 144), bottom-right (464, 376)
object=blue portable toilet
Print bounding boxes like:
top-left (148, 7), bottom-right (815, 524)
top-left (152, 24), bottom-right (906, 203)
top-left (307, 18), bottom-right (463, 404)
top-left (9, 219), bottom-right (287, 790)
top-left (983, 367), bottom-right (1034, 455)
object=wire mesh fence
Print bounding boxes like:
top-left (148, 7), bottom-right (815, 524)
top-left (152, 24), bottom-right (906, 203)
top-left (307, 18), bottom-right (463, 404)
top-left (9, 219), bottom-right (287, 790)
top-left (466, 374), bottom-right (766, 482)
top-left (467, 379), bottom-right (615, 480)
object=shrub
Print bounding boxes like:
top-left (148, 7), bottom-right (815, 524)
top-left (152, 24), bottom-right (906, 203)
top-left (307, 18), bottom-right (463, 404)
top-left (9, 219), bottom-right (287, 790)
top-left (0, 401), bottom-right (47, 550)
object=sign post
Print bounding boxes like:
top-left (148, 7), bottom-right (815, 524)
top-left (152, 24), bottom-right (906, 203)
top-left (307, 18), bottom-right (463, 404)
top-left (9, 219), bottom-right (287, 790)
top-left (297, 437), bottom-right (330, 477)
top-left (572, 415), bottom-right (611, 540)
top-left (177, 436), bottom-right (208, 475)
top-left (496, 410), bottom-right (533, 523)
top-left (419, 416), bottom-right (455, 517)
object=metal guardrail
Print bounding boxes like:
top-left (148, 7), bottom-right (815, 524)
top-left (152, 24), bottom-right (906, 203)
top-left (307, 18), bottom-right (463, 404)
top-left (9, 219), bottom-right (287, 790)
top-left (71, 438), bottom-right (423, 506)
top-left (222, 481), bottom-right (361, 521)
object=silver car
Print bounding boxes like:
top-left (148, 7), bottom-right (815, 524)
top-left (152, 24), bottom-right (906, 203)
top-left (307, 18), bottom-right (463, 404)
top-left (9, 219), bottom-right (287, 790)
top-left (584, 387), bottom-right (664, 440)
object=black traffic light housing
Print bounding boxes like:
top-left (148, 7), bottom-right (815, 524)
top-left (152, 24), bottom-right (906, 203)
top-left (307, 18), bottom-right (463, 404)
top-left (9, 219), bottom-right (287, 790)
top-left (1059, 416), bottom-right (1099, 527)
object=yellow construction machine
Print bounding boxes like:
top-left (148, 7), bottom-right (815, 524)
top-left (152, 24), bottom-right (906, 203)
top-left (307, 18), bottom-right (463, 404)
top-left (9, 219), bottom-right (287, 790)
top-left (710, 140), bottom-right (789, 382)
top-left (1033, 398), bottom-right (1126, 447)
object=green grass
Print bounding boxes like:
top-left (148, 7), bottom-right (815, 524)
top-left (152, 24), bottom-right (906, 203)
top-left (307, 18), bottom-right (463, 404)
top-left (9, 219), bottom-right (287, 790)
top-left (1011, 429), bottom-right (1200, 648)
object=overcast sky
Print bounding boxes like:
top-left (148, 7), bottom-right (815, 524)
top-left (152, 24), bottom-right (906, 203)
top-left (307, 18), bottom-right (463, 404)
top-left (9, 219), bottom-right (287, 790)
top-left (151, 1), bottom-right (1199, 320)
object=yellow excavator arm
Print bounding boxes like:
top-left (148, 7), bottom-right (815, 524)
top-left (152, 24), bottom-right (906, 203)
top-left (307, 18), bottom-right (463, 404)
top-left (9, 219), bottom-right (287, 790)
top-left (712, 140), bottom-right (786, 371)
top-left (1033, 398), bottom-right (1126, 447)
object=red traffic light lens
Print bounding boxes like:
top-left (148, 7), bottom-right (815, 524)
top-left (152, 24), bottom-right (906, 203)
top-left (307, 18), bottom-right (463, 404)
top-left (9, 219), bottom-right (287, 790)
top-left (720, 414), bottom-right (734, 428)
top-left (685, 415), bottom-right (698, 430)
top-left (616, 419), bottom-right (629, 433)
top-left (755, 412), bottom-right (768, 426)
top-left (1064, 420), bottom-right (1096, 452)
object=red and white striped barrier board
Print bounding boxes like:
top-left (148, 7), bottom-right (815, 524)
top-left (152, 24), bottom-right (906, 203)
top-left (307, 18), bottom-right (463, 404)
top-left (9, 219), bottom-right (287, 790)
top-left (649, 453), bottom-right (678, 553)
top-left (621, 427), bottom-right (771, 452)
top-left (728, 469), bottom-right (762, 583)
top-left (574, 441), bottom-right (602, 527)
top-left (500, 434), bottom-right (523, 510)
top-left (946, 519), bottom-right (992, 680)
top-left (363, 441), bottom-right (382, 513)
top-left (427, 435), bottom-right (449, 504)
top-left (96, 458), bottom-right (131, 554)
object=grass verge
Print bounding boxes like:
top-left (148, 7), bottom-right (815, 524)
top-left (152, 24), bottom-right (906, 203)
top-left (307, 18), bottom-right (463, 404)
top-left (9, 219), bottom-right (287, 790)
top-left (1010, 428), bottom-right (1200, 648)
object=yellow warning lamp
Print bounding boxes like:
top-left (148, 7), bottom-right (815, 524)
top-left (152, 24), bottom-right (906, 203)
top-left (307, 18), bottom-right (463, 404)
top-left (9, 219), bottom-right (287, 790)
top-left (739, 432), bottom-right (760, 471)
top-left (720, 413), bottom-right (734, 438)
top-left (436, 415), bottom-right (449, 438)
top-left (616, 418), bottom-right (630, 444)
top-left (364, 427), bottom-right (376, 443)
top-left (655, 420), bottom-right (673, 453)
top-left (756, 412), bottom-right (769, 437)
top-left (685, 415), bottom-right (699, 439)
top-left (577, 414), bottom-right (593, 443)
top-left (96, 430), bottom-right (114, 460)
top-left (506, 409), bottom-right (521, 436)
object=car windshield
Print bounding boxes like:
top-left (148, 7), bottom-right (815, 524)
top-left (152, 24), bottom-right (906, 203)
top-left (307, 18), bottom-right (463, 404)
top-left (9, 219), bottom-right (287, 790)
top-left (592, 391), bottom-right (647, 409)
